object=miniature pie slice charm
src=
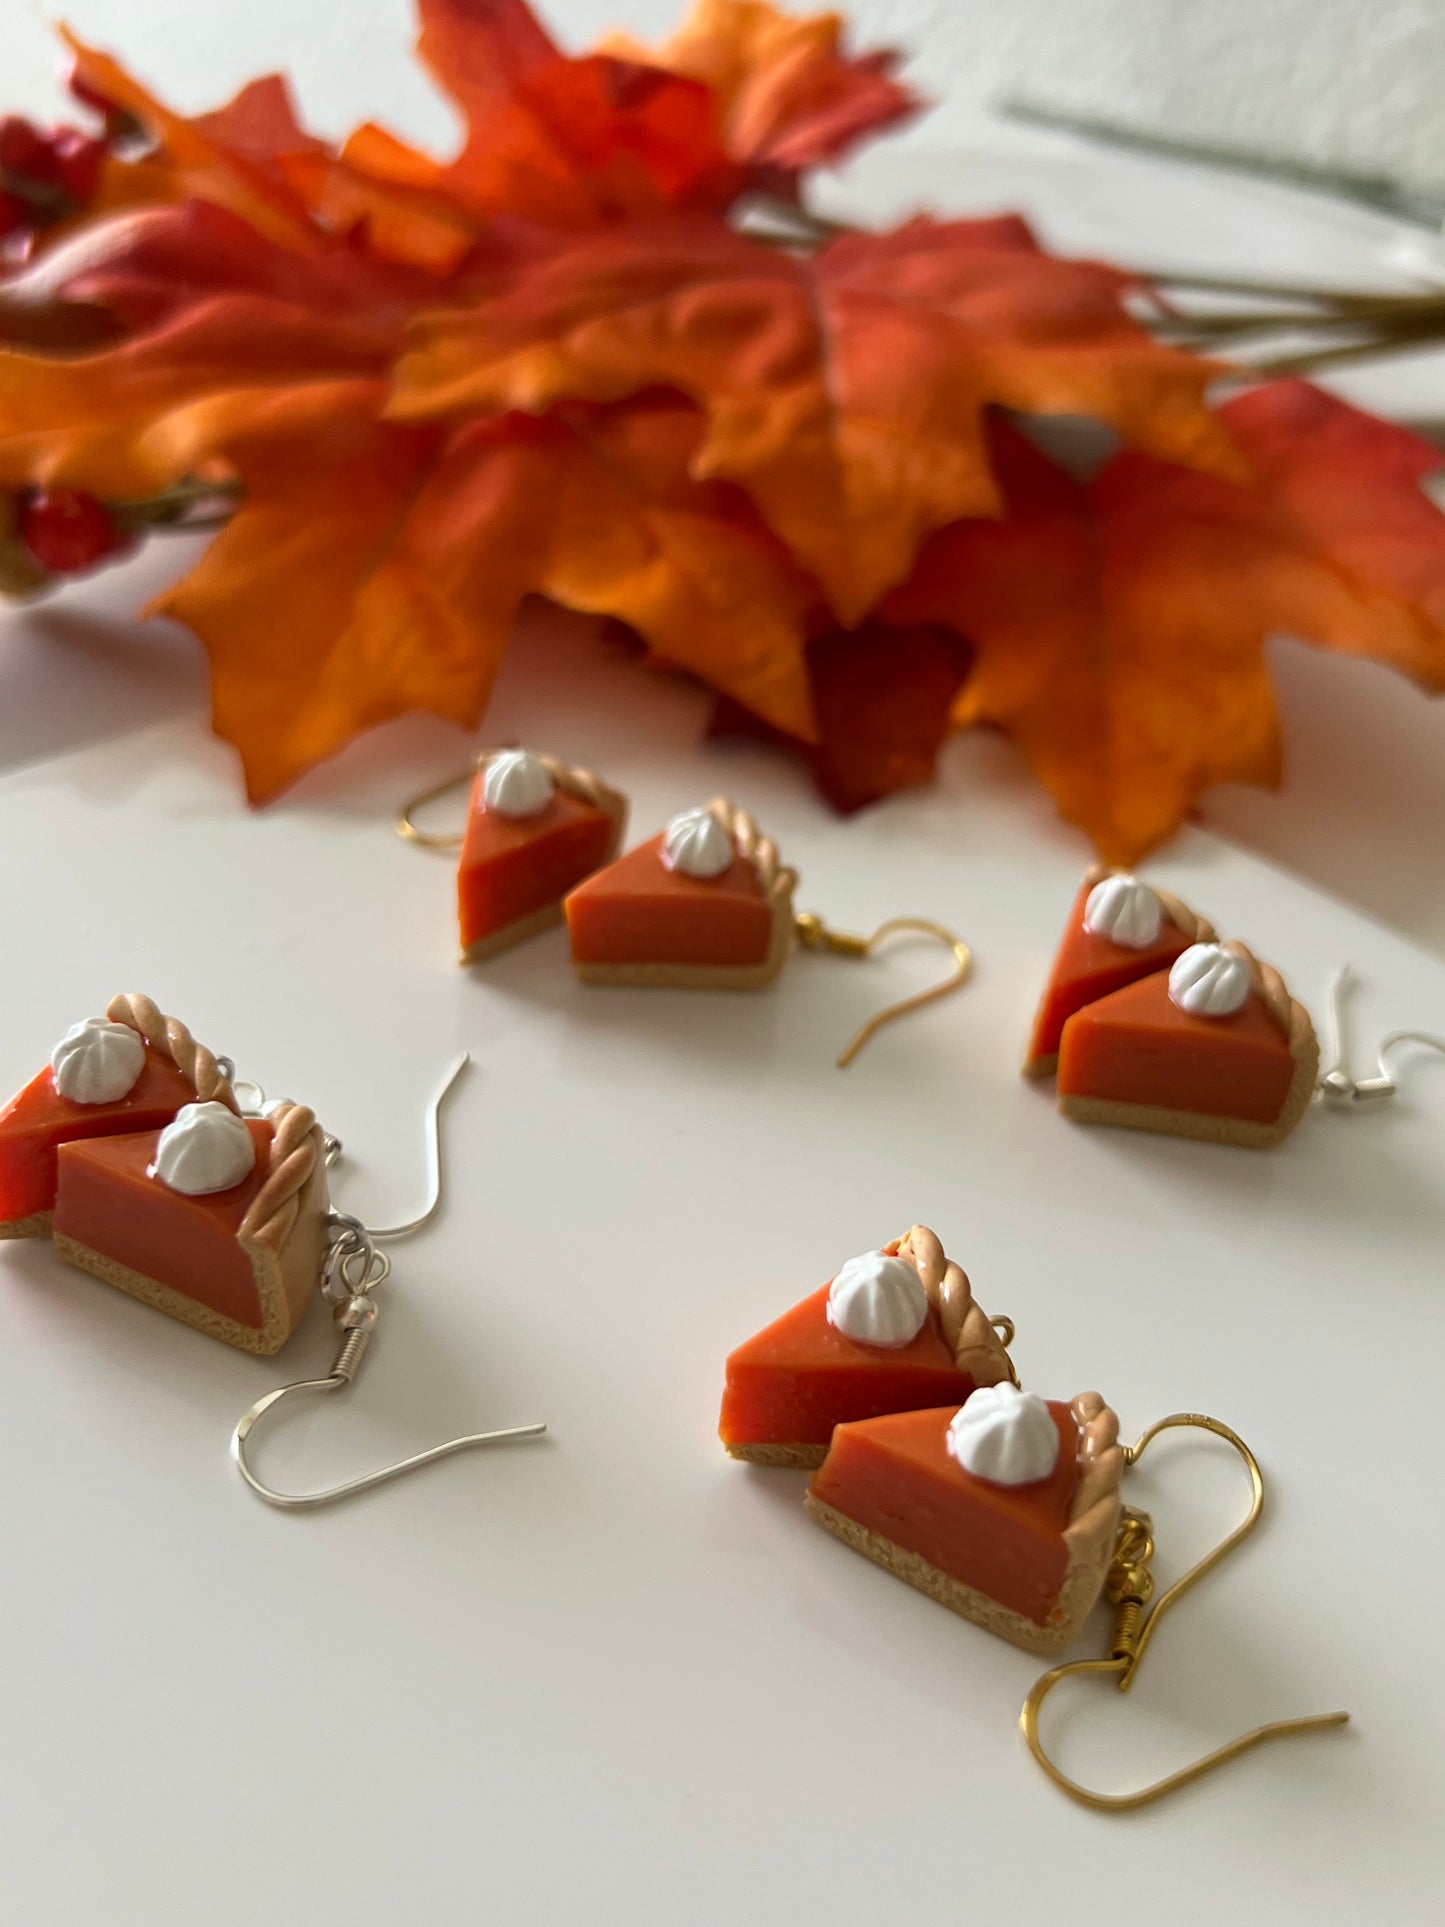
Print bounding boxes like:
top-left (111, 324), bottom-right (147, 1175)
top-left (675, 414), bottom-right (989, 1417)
top-left (1024, 866), bottom-right (1215, 1076)
top-left (565, 798), bottom-right (796, 989)
top-left (52, 1099), bottom-right (328, 1355)
top-left (806, 1389), bottom-right (1124, 1653)
top-left (457, 750), bottom-right (627, 962)
top-left (0, 994), bottom-right (235, 1238)
top-left (1057, 939), bottom-right (1318, 1147)
top-left (719, 1226), bottom-right (1014, 1468)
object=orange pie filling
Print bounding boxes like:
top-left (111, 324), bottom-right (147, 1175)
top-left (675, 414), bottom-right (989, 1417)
top-left (1057, 976), bottom-right (1296, 1126)
top-left (809, 1400), bottom-right (1082, 1625)
top-left (720, 1284), bottom-right (976, 1456)
top-left (566, 834), bottom-right (774, 970)
top-left (0, 1050), bottom-right (200, 1228)
top-left (459, 779), bottom-right (618, 955)
top-left (53, 1120), bottom-right (275, 1329)
top-left (1025, 877), bottom-right (1195, 1072)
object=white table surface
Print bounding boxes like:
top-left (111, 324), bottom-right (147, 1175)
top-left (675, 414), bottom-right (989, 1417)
top-left (3, 14), bottom-right (1445, 1922)
top-left (0, 606), bottom-right (1442, 1926)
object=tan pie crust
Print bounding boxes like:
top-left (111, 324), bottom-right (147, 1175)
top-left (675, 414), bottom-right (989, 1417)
top-left (0, 1210), bottom-right (52, 1240)
top-left (461, 753), bottom-right (628, 965)
top-left (806, 1390), bottom-right (1125, 1655)
top-left (573, 798), bottom-right (797, 991)
top-left (1058, 940), bottom-right (1319, 1148)
top-left (725, 1225), bottom-right (1017, 1469)
top-left (53, 1100), bottom-right (329, 1355)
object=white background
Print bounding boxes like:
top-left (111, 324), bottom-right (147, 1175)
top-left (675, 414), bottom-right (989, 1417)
top-left (2, 6), bottom-right (1444, 1923)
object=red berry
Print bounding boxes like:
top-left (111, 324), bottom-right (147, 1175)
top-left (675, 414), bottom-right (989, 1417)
top-left (0, 188), bottom-right (26, 243)
top-left (19, 490), bottom-right (130, 574)
top-left (0, 116), bottom-right (50, 181)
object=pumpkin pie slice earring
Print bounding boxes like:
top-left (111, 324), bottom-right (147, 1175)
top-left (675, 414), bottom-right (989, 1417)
top-left (719, 1225), bottom-right (1017, 1467)
top-left (564, 798), bottom-right (973, 1066)
top-left (1027, 867), bottom-right (1443, 1148)
top-left (0, 997), bottom-right (545, 1507)
top-left (807, 1397), bottom-right (1348, 1808)
top-left (397, 748), bottom-right (628, 962)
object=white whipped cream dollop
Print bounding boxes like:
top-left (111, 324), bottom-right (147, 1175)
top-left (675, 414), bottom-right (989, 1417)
top-left (662, 806), bottom-right (734, 880)
top-left (51, 1018), bottom-right (146, 1106)
top-left (1169, 942), bottom-right (1251, 1018)
top-left (947, 1384), bottom-right (1059, 1486)
top-left (482, 749), bottom-right (555, 819)
top-left (827, 1250), bottom-right (929, 1349)
top-left (152, 1102), bottom-right (255, 1196)
top-left (1083, 873), bottom-right (1162, 949)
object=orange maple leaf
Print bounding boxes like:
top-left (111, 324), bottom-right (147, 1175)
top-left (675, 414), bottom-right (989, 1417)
top-left (63, 33), bottom-right (325, 250)
top-left (390, 210), bottom-right (1240, 624)
top-left (0, 202), bottom-right (815, 798)
top-left (883, 390), bottom-right (1445, 860)
top-left (603, 0), bottom-right (919, 182)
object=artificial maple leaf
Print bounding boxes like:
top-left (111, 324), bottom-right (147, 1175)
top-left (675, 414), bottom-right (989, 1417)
top-left (604, 0), bottom-right (918, 187)
top-left (709, 617), bottom-right (973, 811)
top-left (157, 391), bottom-right (816, 799)
top-left (0, 203), bottom-right (425, 498)
top-left (63, 29), bottom-right (489, 274)
top-left (63, 33), bottom-right (324, 250)
top-left (391, 210), bottom-right (1239, 623)
top-left (313, 0), bottom-right (744, 240)
top-left (883, 391), bottom-right (1445, 861)
top-left (0, 200), bottom-right (814, 796)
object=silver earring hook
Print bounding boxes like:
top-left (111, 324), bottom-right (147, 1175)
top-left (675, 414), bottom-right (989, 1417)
top-left (1317, 965), bottom-right (1445, 1106)
top-left (358, 1051), bottom-right (469, 1242)
top-left (229, 1053), bottom-right (547, 1509)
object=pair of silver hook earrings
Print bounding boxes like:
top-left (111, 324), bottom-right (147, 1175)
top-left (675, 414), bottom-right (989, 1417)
top-left (229, 1053), bottom-right (546, 1511)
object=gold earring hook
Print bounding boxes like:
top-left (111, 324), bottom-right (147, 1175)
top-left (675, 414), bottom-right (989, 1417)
top-left (395, 767), bottom-right (476, 850)
top-left (1020, 1413), bottom-right (1349, 1811)
top-left (794, 913), bottom-right (972, 1068)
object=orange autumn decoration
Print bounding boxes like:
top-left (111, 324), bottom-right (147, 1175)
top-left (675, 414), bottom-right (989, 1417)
top-left (2, 0), bottom-right (1445, 859)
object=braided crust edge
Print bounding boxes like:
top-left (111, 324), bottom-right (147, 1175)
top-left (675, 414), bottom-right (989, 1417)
top-left (1061, 1391), bottom-right (1125, 1631)
top-left (104, 995), bottom-right (237, 1111)
top-left (893, 1225), bottom-right (1015, 1387)
top-left (705, 798), bottom-right (797, 904)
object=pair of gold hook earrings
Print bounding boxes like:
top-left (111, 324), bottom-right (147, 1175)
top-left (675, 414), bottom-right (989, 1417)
top-left (720, 1225), bottom-right (1348, 1812)
top-left (397, 747), bottom-right (972, 1069)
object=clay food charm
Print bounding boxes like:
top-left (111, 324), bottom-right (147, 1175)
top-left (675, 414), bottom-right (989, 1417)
top-left (456, 750), bottom-right (628, 964)
top-left (1025, 865), bottom-right (1213, 1076)
top-left (0, 996), bottom-right (235, 1238)
top-left (566, 798), bottom-right (798, 990)
top-left (806, 1389), bottom-right (1124, 1654)
top-left (1028, 870), bottom-right (1319, 1148)
top-left (720, 1226), bottom-right (1015, 1468)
